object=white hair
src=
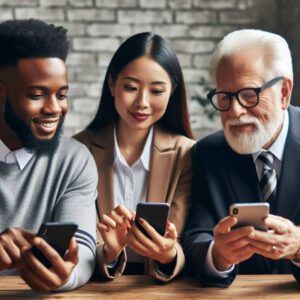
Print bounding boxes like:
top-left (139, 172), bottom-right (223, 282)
top-left (210, 29), bottom-right (293, 85)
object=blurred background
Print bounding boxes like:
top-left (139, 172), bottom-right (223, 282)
top-left (1, 0), bottom-right (299, 139)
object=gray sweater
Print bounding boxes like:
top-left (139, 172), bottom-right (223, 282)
top-left (0, 137), bottom-right (98, 291)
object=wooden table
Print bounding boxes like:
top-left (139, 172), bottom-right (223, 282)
top-left (0, 275), bottom-right (300, 299)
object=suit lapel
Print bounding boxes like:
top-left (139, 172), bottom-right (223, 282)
top-left (91, 124), bottom-right (115, 218)
top-left (275, 107), bottom-right (300, 221)
top-left (225, 144), bottom-right (263, 204)
top-left (147, 126), bottom-right (175, 203)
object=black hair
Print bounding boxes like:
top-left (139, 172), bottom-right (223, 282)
top-left (87, 32), bottom-right (193, 139)
top-left (0, 19), bottom-right (68, 67)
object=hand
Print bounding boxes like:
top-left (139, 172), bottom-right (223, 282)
top-left (127, 219), bottom-right (177, 264)
top-left (248, 214), bottom-right (300, 260)
top-left (0, 228), bottom-right (35, 271)
top-left (19, 237), bottom-right (78, 292)
top-left (212, 216), bottom-right (255, 271)
top-left (98, 205), bottom-right (134, 263)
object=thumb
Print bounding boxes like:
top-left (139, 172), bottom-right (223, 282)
top-left (165, 221), bottom-right (177, 240)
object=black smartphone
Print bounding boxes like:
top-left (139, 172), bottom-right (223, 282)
top-left (135, 203), bottom-right (170, 238)
top-left (229, 203), bottom-right (270, 231)
top-left (31, 222), bottom-right (78, 268)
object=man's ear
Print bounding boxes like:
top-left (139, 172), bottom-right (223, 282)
top-left (108, 75), bottom-right (115, 97)
top-left (281, 78), bottom-right (293, 110)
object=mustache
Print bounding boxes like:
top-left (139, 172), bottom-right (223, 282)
top-left (226, 115), bottom-right (260, 127)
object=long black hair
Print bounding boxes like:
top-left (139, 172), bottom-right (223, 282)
top-left (87, 32), bottom-right (193, 139)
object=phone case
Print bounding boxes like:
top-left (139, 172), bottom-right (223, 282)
top-left (135, 203), bottom-right (170, 238)
top-left (31, 222), bottom-right (78, 268)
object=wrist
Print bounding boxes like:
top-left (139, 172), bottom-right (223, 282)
top-left (157, 247), bottom-right (177, 265)
top-left (103, 244), bottom-right (123, 264)
top-left (212, 244), bottom-right (232, 271)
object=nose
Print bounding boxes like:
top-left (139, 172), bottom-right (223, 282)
top-left (134, 89), bottom-right (149, 109)
top-left (42, 95), bottom-right (62, 115)
top-left (229, 96), bottom-right (247, 118)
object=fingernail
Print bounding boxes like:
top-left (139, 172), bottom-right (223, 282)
top-left (138, 218), bottom-right (144, 224)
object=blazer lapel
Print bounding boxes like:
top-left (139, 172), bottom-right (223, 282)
top-left (225, 144), bottom-right (263, 204)
top-left (91, 124), bottom-right (115, 218)
top-left (147, 126), bottom-right (176, 203)
top-left (275, 108), bottom-right (300, 221)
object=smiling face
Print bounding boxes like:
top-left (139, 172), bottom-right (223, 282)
top-left (109, 55), bottom-right (172, 133)
top-left (0, 57), bottom-right (68, 151)
top-left (217, 50), bottom-right (291, 154)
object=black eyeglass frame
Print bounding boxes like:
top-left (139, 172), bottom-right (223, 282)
top-left (207, 76), bottom-right (284, 112)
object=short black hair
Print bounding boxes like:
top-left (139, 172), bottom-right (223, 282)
top-left (0, 19), bottom-right (69, 67)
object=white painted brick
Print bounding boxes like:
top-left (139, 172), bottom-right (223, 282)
top-left (73, 38), bottom-right (119, 51)
top-left (64, 112), bottom-right (92, 129)
top-left (39, 0), bottom-right (67, 7)
top-left (193, 0), bottom-right (236, 9)
top-left (183, 68), bottom-right (210, 83)
top-left (0, 0), bottom-right (37, 5)
top-left (189, 25), bottom-right (234, 38)
top-left (177, 53), bottom-right (192, 68)
top-left (87, 24), bottom-right (132, 37)
top-left (176, 11), bottom-right (217, 24)
top-left (69, 0), bottom-right (93, 7)
top-left (0, 9), bottom-right (13, 21)
top-left (73, 98), bottom-right (99, 113)
top-left (193, 54), bottom-right (211, 68)
top-left (118, 10), bottom-right (172, 24)
top-left (97, 52), bottom-right (114, 67)
top-left (69, 66), bottom-right (103, 82)
top-left (66, 53), bottom-right (96, 66)
top-left (68, 82), bottom-right (101, 98)
top-left (153, 25), bottom-right (188, 37)
top-left (139, 0), bottom-right (166, 8)
top-left (67, 9), bottom-right (115, 22)
top-left (55, 22), bottom-right (86, 36)
top-left (132, 24), bottom-right (153, 34)
top-left (15, 8), bottom-right (65, 21)
top-left (219, 11), bottom-right (255, 24)
top-left (96, 0), bottom-right (138, 8)
top-left (173, 40), bottom-right (215, 54)
top-left (168, 0), bottom-right (192, 9)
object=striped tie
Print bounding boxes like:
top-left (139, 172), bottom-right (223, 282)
top-left (259, 151), bottom-right (277, 202)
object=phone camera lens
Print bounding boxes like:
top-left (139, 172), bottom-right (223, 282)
top-left (233, 208), bottom-right (238, 215)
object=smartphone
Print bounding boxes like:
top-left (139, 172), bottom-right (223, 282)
top-left (229, 203), bottom-right (269, 231)
top-left (31, 222), bottom-right (78, 268)
top-left (135, 203), bottom-right (170, 238)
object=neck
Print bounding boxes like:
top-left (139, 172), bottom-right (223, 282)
top-left (116, 120), bottom-right (151, 166)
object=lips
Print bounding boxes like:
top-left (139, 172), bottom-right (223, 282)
top-left (32, 117), bottom-right (60, 135)
top-left (130, 112), bottom-right (150, 122)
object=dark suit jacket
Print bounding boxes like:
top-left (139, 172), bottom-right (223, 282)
top-left (182, 105), bottom-right (300, 287)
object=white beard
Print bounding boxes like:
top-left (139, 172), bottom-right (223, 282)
top-left (224, 110), bottom-right (284, 154)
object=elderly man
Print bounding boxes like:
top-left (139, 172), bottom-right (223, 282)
top-left (183, 29), bottom-right (300, 287)
top-left (0, 19), bottom-right (97, 292)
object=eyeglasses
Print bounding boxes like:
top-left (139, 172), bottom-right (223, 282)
top-left (207, 76), bottom-right (284, 112)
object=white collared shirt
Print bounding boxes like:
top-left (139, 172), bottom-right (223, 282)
top-left (113, 127), bottom-right (153, 263)
top-left (0, 139), bottom-right (33, 170)
top-left (205, 110), bottom-right (296, 277)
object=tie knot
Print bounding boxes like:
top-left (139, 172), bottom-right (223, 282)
top-left (259, 151), bottom-right (274, 170)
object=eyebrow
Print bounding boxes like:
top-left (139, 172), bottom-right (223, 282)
top-left (27, 85), bottom-right (69, 91)
top-left (122, 76), bottom-right (167, 85)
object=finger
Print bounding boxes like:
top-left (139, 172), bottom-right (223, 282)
top-left (110, 210), bottom-right (125, 226)
top-left (64, 238), bottom-right (79, 265)
top-left (233, 245), bottom-right (255, 262)
top-left (228, 236), bottom-right (251, 250)
top-left (249, 229), bottom-right (283, 245)
top-left (22, 245), bottom-right (59, 290)
top-left (3, 239), bottom-right (22, 266)
top-left (19, 260), bottom-right (50, 292)
top-left (114, 205), bottom-right (133, 220)
top-left (101, 214), bottom-right (117, 228)
top-left (248, 238), bottom-right (273, 252)
top-left (218, 226), bottom-right (254, 244)
top-left (98, 223), bottom-right (109, 233)
top-left (131, 222), bottom-right (158, 250)
top-left (19, 229), bottom-right (36, 244)
top-left (251, 245), bottom-right (281, 260)
top-left (0, 245), bottom-right (13, 270)
top-left (127, 230), bottom-right (151, 257)
top-left (214, 216), bottom-right (237, 235)
top-left (165, 221), bottom-right (177, 241)
top-left (32, 238), bottom-right (70, 280)
top-left (137, 218), bottom-right (165, 245)
top-left (264, 217), bottom-right (289, 234)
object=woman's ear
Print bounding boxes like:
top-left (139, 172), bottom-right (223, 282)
top-left (108, 75), bottom-right (115, 97)
top-left (281, 78), bottom-right (293, 110)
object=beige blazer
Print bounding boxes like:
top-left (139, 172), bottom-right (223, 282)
top-left (74, 124), bottom-right (195, 282)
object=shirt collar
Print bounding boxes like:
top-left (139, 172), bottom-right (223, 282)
top-left (253, 109), bottom-right (289, 162)
top-left (0, 139), bottom-right (34, 170)
top-left (113, 126), bottom-right (153, 171)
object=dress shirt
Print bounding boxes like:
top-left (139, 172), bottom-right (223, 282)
top-left (113, 127), bottom-right (153, 262)
top-left (205, 109), bottom-right (300, 277)
top-left (0, 139), bottom-right (33, 170)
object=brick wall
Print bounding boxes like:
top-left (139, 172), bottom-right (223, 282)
top-left (0, 0), bottom-right (258, 139)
